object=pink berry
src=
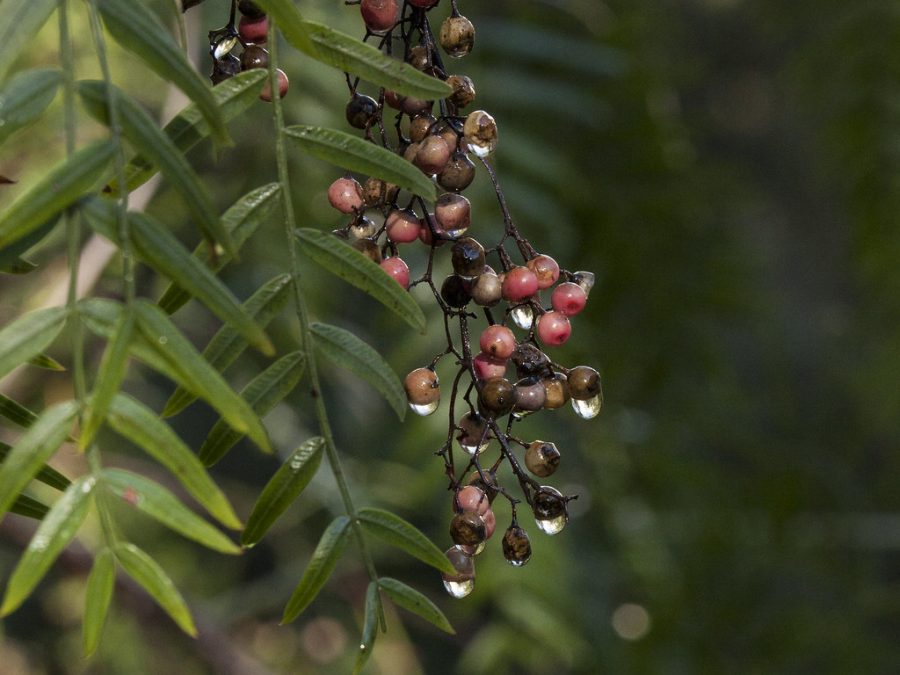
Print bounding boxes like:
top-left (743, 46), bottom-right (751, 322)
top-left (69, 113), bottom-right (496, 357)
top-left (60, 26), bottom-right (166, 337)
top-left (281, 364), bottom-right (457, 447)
top-left (380, 257), bottom-right (410, 289)
top-left (419, 217), bottom-right (448, 246)
top-left (551, 282), bottom-right (587, 316)
top-left (259, 69), bottom-right (289, 102)
top-left (456, 486), bottom-right (490, 515)
top-left (479, 325), bottom-right (516, 360)
top-left (537, 311), bottom-right (571, 346)
top-left (472, 352), bottom-right (507, 380)
top-left (434, 193), bottom-right (471, 235)
top-left (527, 254), bottom-right (560, 290)
top-left (327, 177), bottom-right (363, 214)
top-left (414, 136), bottom-right (451, 175)
top-left (386, 209), bottom-right (421, 243)
top-left (360, 0), bottom-right (398, 33)
top-left (483, 508), bottom-right (496, 538)
top-left (501, 266), bottom-right (539, 302)
top-left (238, 15), bottom-right (268, 43)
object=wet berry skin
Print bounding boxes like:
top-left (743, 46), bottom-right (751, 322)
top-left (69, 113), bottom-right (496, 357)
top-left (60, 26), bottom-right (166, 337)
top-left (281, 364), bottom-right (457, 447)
top-left (360, 0), bottom-right (399, 33)
top-left (501, 266), bottom-right (539, 302)
top-left (473, 352), bottom-right (507, 380)
top-left (259, 69), bottom-right (289, 102)
top-left (380, 257), bottom-right (410, 289)
top-left (537, 311), bottom-right (571, 346)
top-left (552, 282), bottom-right (588, 316)
top-left (386, 209), bottom-right (421, 243)
top-left (239, 15), bottom-right (268, 43)
top-left (327, 177), bottom-right (364, 214)
top-left (479, 325), bottom-right (516, 360)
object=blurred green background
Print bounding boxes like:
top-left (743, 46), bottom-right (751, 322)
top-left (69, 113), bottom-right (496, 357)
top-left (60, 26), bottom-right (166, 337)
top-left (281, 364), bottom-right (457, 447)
top-left (2, 0), bottom-right (900, 672)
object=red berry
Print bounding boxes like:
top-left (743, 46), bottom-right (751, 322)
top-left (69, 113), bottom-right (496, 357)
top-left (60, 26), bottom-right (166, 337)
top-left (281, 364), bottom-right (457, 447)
top-left (259, 69), bottom-right (289, 101)
top-left (238, 15), bottom-right (268, 43)
top-left (472, 352), bottom-right (507, 380)
top-left (551, 282), bottom-right (587, 316)
top-left (456, 486), bottom-right (490, 515)
top-left (527, 255), bottom-right (560, 290)
top-left (501, 266), bottom-right (538, 302)
top-left (380, 257), bottom-right (410, 289)
top-left (360, 0), bottom-right (398, 33)
top-left (327, 177), bottom-right (363, 214)
top-left (386, 209), bottom-right (421, 243)
top-left (536, 311), bottom-right (571, 346)
top-left (479, 325), bottom-right (516, 360)
top-left (483, 508), bottom-right (496, 538)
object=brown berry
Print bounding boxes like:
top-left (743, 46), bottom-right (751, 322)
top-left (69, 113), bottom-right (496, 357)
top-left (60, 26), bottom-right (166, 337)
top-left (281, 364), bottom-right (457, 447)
top-left (542, 372), bottom-right (570, 409)
top-left (502, 525), bottom-right (532, 566)
top-left (446, 74), bottom-right (476, 108)
top-left (450, 511), bottom-right (486, 546)
top-left (479, 377), bottom-right (517, 415)
top-left (439, 15), bottom-right (475, 58)
top-left (568, 366), bottom-right (601, 400)
top-left (525, 441), bottom-right (560, 477)
top-left (414, 135), bottom-right (451, 175)
top-left (438, 152), bottom-right (476, 192)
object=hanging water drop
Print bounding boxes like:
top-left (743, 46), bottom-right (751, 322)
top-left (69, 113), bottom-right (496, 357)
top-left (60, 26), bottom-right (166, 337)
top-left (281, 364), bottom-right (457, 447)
top-left (213, 36), bottom-right (238, 60)
top-left (443, 578), bottom-right (475, 598)
top-left (535, 513), bottom-right (568, 535)
top-left (510, 305), bottom-right (533, 330)
top-left (572, 394), bottom-right (601, 419)
top-left (409, 400), bottom-right (439, 416)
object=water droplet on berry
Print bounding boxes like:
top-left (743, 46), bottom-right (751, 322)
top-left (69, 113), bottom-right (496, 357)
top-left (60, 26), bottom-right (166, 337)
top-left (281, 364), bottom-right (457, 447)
top-left (460, 541), bottom-right (486, 556)
top-left (535, 513), bottom-right (568, 535)
top-left (510, 305), bottom-right (533, 329)
top-left (410, 400), bottom-right (439, 416)
top-left (213, 36), bottom-right (237, 60)
top-left (443, 578), bottom-right (475, 598)
top-left (572, 394), bottom-right (602, 419)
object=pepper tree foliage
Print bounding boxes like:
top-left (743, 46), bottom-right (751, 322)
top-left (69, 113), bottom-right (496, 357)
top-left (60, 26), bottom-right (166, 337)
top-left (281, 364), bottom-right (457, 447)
top-left (0, 0), bottom-right (600, 668)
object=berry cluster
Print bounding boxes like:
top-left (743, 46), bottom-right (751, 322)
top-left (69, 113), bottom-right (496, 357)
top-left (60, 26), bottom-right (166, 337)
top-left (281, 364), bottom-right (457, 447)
top-left (207, 0), bottom-right (288, 101)
top-left (333, 1), bottom-right (603, 597)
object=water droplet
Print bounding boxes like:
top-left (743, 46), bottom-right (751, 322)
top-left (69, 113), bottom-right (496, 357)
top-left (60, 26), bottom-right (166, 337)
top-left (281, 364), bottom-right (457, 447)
top-left (409, 400), bottom-right (439, 416)
top-left (506, 557), bottom-right (529, 567)
top-left (572, 394), bottom-right (601, 419)
top-left (535, 513), bottom-right (568, 535)
top-left (459, 439), bottom-right (488, 456)
top-left (290, 458), bottom-right (303, 471)
top-left (444, 225), bottom-right (469, 239)
top-left (467, 142), bottom-right (493, 158)
top-left (510, 305), bottom-right (533, 330)
top-left (573, 270), bottom-right (596, 296)
top-left (460, 541), bottom-right (486, 556)
top-left (213, 36), bottom-right (238, 59)
top-left (158, 336), bottom-right (168, 345)
top-left (443, 578), bottom-right (475, 598)
top-left (511, 408), bottom-right (535, 421)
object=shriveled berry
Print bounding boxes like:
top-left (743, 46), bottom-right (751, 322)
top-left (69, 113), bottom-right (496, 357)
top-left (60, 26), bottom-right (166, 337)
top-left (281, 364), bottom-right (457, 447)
top-left (537, 311), bottom-right (571, 346)
top-left (472, 352), bottom-right (507, 381)
top-left (527, 254), bottom-right (560, 290)
top-left (501, 266), bottom-right (539, 302)
top-left (502, 525), bottom-right (532, 566)
top-left (552, 282), bottom-right (588, 316)
top-left (435, 193), bottom-right (471, 236)
top-left (438, 152), bottom-right (476, 192)
top-left (259, 69), bottom-right (289, 101)
top-left (240, 45), bottom-right (268, 71)
top-left (380, 256), bottom-right (410, 289)
top-left (349, 216), bottom-right (377, 239)
top-left (238, 0), bottom-right (265, 19)
top-left (409, 114), bottom-right (437, 143)
top-left (408, 44), bottom-right (430, 70)
top-left (514, 377), bottom-right (547, 412)
top-left (238, 15), bottom-right (268, 43)
top-left (351, 237), bottom-right (381, 263)
top-left (479, 325), bottom-right (516, 360)
top-left (457, 412), bottom-right (489, 454)
top-left (446, 74), bottom-right (476, 108)
top-left (386, 209), bottom-right (421, 243)
top-left (456, 486), bottom-right (490, 516)
top-left (345, 94), bottom-right (379, 129)
top-left (327, 177), bottom-right (364, 214)
top-left (511, 342), bottom-right (551, 379)
top-left (440, 275), bottom-right (471, 308)
top-left (362, 177), bottom-right (391, 206)
top-left (568, 366), bottom-right (601, 400)
top-left (451, 237), bottom-right (484, 278)
top-left (479, 377), bottom-right (517, 415)
top-left (360, 0), bottom-right (399, 33)
top-left (404, 367), bottom-right (439, 407)
top-left (450, 511), bottom-right (486, 546)
top-left (525, 441), bottom-right (560, 477)
top-left (471, 271), bottom-right (502, 306)
top-left (542, 372), bottom-right (570, 409)
top-left (414, 135), bottom-right (451, 175)
top-left (440, 14), bottom-right (475, 58)
top-left (463, 110), bottom-right (498, 157)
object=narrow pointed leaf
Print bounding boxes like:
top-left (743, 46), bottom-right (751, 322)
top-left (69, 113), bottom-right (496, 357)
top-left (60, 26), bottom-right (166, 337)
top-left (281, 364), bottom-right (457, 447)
top-left (378, 577), bottom-right (455, 634)
top-left (111, 70), bottom-right (268, 195)
top-left (0, 216), bottom-right (57, 271)
top-left (0, 0), bottom-right (57, 83)
top-left (0, 140), bottom-right (114, 251)
top-left (81, 309), bottom-right (134, 451)
top-left (97, 0), bottom-right (228, 145)
top-left (102, 469), bottom-right (240, 554)
top-left (295, 228), bottom-right (426, 333)
top-left (1, 257), bottom-right (37, 274)
top-left (83, 549), bottom-right (116, 657)
top-left (158, 183), bottom-right (282, 314)
top-left (77, 81), bottom-right (234, 256)
top-left (0, 393), bottom-right (39, 429)
top-left (0, 475), bottom-right (96, 616)
top-left (133, 300), bottom-right (272, 453)
top-left (285, 126), bottom-right (437, 201)
top-left (0, 441), bottom-right (70, 491)
top-left (28, 353), bottom-right (65, 371)
top-left (302, 21), bottom-right (451, 101)
top-left (250, 0), bottom-right (315, 55)
top-left (242, 437), bottom-right (324, 547)
top-left (357, 507), bottom-right (455, 575)
top-left (106, 393), bottom-right (241, 529)
top-left (198, 351), bottom-right (305, 466)
top-left (353, 581), bottom-right (381, 675)
top-left (163, 273), bottom-right (291, 417)
top-left (0, 401), bottom-right (77, 518)
top-left (82, 201), bottom-right (272, 355)
top-left (311, 322), bottom-right (406, 421)
top-left (0, 306), bottom-right (68, 380)
top-left (282, 516), bottom-right (351, 623)
top-left (0, 68), bottom-right (61, 145)
top-left (113, 542), bottom-right (197, 637)
top-left (9, 493), bottom-right (49, 520)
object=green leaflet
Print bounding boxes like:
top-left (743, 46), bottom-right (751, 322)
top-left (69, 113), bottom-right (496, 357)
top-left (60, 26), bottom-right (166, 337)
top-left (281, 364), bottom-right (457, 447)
top-left (77, 81), bottom-right (234, 256)
top-left (0, 441), bottom-right (70, 491)
top-left (157, 183), bottom-right (282, 315)
top-left (295, 228), bottom-right (426, 334)
top-left (0, 0), bottom-right (58, 83)
top-left (0, 306), bottom-right (69, 380)
top-left (83, 549), bottom-right (116, 657)
top-left (106, 393), bottom-right (242, 529)
top-left (9, 493), bottom-right (49, 520)
top-left (0, 401), bottom-right (78, 518)
top-left (198, 351), bottom-right (306, 467)
top-left (96, 0), bottom-right (229, 145)
top-left (113, 542), bottom-right (197, 637)
top-left (81, 200), bottom-right (273, 356)
top-left (241, 437), bottom-right (324, 547)
top-left (0, 257), bottom-right (37, 274)
top-left (0, 394), bottom-right (39, 429)
top-left (311, 322), bottom-right (406, 421)
top-left (163, 273), bottom-right (292, 417)
top-left (0, 216), bottom-right (57, 273)
top-left (28, 353), bottom-right (66, 371)
top-left (102, 469), bottom-right (241, 554)
top-left (110, 70), bottom-right (268, 195)
top-left (353, 581), bottom-right (381, 675)
top-left (0, 475), bottom-right (96, 616)
top-left (250, 0), bottom-right (315, 56)
top-left (378, 577), bottom-right (455, 634)
top-left (0, 140), bottom-right (114, 252)
top-left (0, 69), bottom-right (61, 145)
top-left (357, 507), bottom-right (456, 575)
top-left (285, 125), bottom-right (437, 202)
top-left (282, 516), bottom-right (352, 623)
